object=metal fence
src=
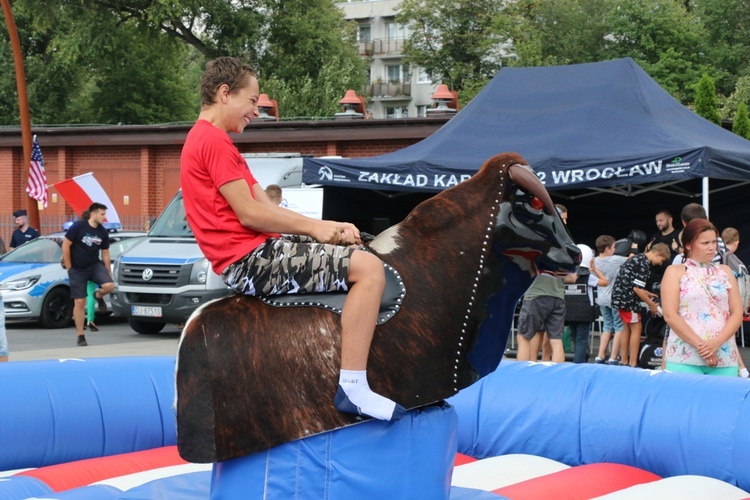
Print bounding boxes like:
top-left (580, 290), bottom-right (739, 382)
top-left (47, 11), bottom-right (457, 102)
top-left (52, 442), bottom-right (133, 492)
top-left (0, 214), bottom-right (156, 250)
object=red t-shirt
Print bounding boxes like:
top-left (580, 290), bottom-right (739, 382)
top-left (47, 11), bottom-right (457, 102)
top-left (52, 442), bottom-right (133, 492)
top-left (180, 119), bottom-right (278, 274)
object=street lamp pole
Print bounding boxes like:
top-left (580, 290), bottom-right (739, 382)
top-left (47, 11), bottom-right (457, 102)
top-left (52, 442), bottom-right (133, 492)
top-left (1, 0), bottom-right (41, 231)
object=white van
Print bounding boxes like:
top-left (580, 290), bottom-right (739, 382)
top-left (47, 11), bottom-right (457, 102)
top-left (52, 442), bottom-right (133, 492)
top-left (110, 153), bottom-right (322, 334)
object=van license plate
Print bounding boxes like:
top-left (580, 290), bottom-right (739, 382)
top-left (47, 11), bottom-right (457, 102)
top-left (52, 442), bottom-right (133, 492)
top-left (132, 306), bottom-right (162, 317)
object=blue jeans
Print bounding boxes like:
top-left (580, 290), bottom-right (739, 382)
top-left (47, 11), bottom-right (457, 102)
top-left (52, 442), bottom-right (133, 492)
top-left (568, 321), bottom-right (592, 364)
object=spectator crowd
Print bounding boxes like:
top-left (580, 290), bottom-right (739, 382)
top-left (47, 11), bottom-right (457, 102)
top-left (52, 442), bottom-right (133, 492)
top-left (515, 202), bottom-right (749, 379)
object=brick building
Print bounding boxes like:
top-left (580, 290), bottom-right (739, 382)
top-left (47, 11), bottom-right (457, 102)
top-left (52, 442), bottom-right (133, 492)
top-left (0, 118), bottom-right (447, 241)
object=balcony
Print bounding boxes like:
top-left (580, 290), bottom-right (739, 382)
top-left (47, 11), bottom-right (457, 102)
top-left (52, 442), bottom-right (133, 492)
top-left (358, 41), bottom-right (373, 56)
top-left (364, 81), bottom-right (412, 100)
top-left (371, 37), bottom-right (405, 56)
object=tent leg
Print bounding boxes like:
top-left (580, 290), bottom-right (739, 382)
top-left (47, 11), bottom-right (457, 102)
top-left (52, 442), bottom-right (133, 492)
top-left (702, 177), bottom-right (709, 218)
top-left (742, 322), bottom-right (745, 349)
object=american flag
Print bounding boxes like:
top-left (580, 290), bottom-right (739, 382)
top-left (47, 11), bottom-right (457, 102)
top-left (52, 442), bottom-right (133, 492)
top-left (26, 135), bottom-right (48, 208)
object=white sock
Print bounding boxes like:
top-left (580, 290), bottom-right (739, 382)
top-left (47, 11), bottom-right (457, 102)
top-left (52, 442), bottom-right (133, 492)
top-left (337, 370), bottom-right (403, 421)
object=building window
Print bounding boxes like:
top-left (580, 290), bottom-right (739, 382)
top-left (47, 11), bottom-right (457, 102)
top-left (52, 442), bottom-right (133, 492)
top-left (386, 106), bottom-right (409, 119)
top-left (358, 25), bottom-right (371, 43)
top-left (386, 65), bottom-right (401, 83)
top-left (417, 68), bottom-right (432, 84)
top-left (385, 64), bottom-right (410, 83)
top-left (386, 21), bottom-right (408, 40)
top-left (417, 105), bottom-right (428, 117)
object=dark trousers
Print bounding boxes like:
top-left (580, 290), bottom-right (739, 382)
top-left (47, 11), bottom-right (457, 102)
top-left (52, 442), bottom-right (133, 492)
top-left (568, 321), bottom-right (592, 364)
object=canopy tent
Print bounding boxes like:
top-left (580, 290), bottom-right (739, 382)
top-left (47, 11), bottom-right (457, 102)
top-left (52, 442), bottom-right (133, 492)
top-left (305, 58), bottom-right (750, 266)
top-left (302, 58), bottom-right (750, 200)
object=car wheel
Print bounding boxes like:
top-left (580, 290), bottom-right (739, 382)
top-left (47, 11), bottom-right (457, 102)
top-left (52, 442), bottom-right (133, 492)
top-left (38, 287), bottom-right (73, 329)
top-left (128, 318), bottom-right (166, 335)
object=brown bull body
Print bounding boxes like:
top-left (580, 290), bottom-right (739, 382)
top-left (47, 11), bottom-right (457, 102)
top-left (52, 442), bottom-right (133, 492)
top-left (176, 153), bottom-right (579, 463)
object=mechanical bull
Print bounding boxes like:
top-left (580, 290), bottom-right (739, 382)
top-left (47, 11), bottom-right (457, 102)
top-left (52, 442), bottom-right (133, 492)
top-left (176, 152), bottom-right (580, 463)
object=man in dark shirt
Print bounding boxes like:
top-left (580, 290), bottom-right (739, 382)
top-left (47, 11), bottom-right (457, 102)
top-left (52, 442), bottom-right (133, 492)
top-left (645, 209), bottom-right (681, 293)
top-left (9, 209), bottom-right (40, 250)
top-left (62, 203), bottom-right (114, 347)
top-left (645, 210), bottom-right (681, 257)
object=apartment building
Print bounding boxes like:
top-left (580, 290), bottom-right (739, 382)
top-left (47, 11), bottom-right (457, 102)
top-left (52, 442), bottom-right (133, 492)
top-left (337, 0), bottom-right (439, 119)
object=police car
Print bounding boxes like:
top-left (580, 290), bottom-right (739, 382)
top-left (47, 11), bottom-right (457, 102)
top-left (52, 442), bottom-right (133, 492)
top-left (0, 227), bottom-right (145, 328)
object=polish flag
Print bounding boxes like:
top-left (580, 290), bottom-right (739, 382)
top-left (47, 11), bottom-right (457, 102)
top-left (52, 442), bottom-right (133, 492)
top-left (53, 172), bottom-right (120, 225)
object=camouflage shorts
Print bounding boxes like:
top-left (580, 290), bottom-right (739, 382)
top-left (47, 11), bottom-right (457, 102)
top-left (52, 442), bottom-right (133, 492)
top-left (222, 235), bottom-right (355, 296)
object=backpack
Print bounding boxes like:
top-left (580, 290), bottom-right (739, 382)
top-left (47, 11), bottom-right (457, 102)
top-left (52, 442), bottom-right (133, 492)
top-left (721, 251), bottom-right (750, 311)
top-left (564, 269), bottom-right (598, 323)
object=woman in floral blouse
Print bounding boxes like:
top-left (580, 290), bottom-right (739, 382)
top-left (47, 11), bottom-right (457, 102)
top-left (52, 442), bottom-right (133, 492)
top-left (661, 219), bottom-right (743, 376)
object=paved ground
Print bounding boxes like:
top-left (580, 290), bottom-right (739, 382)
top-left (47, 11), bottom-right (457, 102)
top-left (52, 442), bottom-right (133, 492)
top-left (7, 316), bottom-right (750, 370)
top-left (5, 315), bottom-right (182, 362)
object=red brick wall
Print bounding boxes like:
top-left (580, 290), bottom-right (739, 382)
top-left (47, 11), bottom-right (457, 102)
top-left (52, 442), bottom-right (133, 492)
top-left (0, 119), bottom-right (447, 236)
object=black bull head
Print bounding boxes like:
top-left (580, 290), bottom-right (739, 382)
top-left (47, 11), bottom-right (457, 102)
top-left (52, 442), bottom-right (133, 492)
top-left (176, 152), bottom-right (580, 463)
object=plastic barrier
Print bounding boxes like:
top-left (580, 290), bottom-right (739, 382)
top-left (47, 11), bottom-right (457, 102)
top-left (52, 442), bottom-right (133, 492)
top-left (211, 403), bottom-right (458, 499)
top-left (16, 446), bottom-right (187, 493)
top-left (450, 487), bottom-right (510, 499)
top-left (493, 463), bottom-right (660, 499)
top-left (0, 356), bottom-right (177, 471)
top-left (449, 455), bottom-right (750, 499)
top-left (451, 454), bottom-right (569, 491)
top-left (0, 476), bottom-right (54, 499)
top-left (3, 356), bottom-right (750, 498)
top-left (109, 471), bottom-right (211, 500)
top-left (448, 362), bottom-right (750, 492)
top-left (45, 484), bottom-right (122, 499)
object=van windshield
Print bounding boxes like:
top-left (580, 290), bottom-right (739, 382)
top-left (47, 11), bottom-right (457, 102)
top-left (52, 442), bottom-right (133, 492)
top-left (149, 191), bottom-right (193, 237)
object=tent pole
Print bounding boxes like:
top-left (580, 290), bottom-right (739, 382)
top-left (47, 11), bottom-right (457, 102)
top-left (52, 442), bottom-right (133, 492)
top-left (702, 177), bottom-right (709, 218)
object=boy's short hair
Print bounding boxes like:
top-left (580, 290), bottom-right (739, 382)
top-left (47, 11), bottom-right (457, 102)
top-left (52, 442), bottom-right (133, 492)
top-left (722, 227), bottom-right (739, 245)
top-left (595, 235), bottom-right (615, 254)
top-left (649, 242), bottom-right (671, 260)
top-left (200, 57), bottom-right (257, 107)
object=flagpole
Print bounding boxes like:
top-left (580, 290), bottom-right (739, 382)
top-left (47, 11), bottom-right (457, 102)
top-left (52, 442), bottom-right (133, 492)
top-left (1, 0), bottom-right (40, 231)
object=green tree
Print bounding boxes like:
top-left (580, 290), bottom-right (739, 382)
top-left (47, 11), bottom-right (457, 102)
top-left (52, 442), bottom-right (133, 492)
top-left (1, 0), bottom-right (364, 123)
top-left (501, 0), bottom-right (613, 67)
top-left (457, 78), bottom-right (491, 108)
top-left (0, 1), bottom-right (84, 125)
top-left (691, 0), bottom-right (750, 97)
top-left (601, 0), bottom-right (712, 104)
top-left (86, 24), bottom-right (200, 125)
top-left (19, 0), bottom-right (268, 60)
top-left (262, 54), bottom-right (367, 119)
top-left (733, 102), bottom-right (750, 140)
top-left (721, 76), bottom-right (750, 120)
top-left (397, 0), bottom-right (505, 91)
top-left (0, 0), bottom-right (200, 125)
top-left (257, 0), bottom-right (367, 118)
top-left (496, 0), bottom-right (717, 105)
top-left (694, 73), bottom-right (722, 125)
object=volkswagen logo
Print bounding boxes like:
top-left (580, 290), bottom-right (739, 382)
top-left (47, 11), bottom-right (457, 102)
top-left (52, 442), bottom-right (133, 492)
top-left (142, 268), bottom-right (154, 281)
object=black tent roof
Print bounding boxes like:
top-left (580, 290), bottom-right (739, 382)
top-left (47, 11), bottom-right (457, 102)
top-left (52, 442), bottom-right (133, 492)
top-left (303, 58), bottom-right (750, 193)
